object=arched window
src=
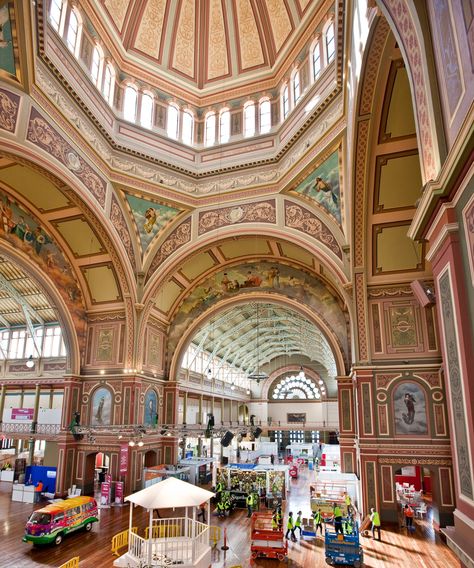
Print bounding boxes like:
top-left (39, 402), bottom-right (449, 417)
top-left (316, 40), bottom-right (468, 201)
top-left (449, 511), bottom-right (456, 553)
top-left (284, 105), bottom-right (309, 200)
top-left (282, 84), bottom-right (289, 119)
top-left (66, 8), bottom-right (82, 57)
top-left (259, 98), bottom-right (271, 134)
top-left (91, 45), bottom-right (103, 87)
top-left (271, 373), bottom-right (324, 400)
top-left (312, 41), bottom-right (321, 80)
top-left (243, 101), bottom-right (255, 138)
top-left (102, 63), bottom-right (115, 105)
top-left (219, 109), bottom-right (230, 143)
top-left (49, 0), bottom-right (65, 32)
top-left (182, 109), bottom-right (194, 145)
top-left (326, 21), bottom-right (335, 63)
top-left (140, 92), bottom-right (154, 129)
top-left (293, 69), bottom-right (301, 104)
top-left (204, 112), bottom-right (216, 146)
top-left (167, 103), bottom-right (179, 139)
top-left (123, 85), bottom-right (138, 122)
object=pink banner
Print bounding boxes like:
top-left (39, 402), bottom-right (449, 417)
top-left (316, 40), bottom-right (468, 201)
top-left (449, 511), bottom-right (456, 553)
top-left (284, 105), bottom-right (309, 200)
top-left (119, 444), bottom-right (128, 476)
top-left (100, 481), bottom-right (110, 506)
top-left (11, 408), bottom-right (34, 420)
top-left (114, 481), bottom-right (124, 504)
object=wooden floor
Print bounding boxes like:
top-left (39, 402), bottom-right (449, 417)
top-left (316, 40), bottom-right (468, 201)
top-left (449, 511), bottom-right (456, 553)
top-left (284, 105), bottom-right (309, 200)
top-left (1, 468), bottom-right (460, 568)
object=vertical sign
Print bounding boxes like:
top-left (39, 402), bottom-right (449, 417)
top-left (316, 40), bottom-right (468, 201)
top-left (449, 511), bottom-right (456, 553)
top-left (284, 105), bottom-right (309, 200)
top-left (120, 443), bottom-right (129, 476)
top-left (100, 481), bottom-right (110, 507)
top-left (114, 481), bottom-right (124, 504)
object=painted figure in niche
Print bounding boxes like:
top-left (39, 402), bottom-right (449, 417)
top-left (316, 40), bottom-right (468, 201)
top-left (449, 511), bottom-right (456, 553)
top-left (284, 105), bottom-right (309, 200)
top-left (393, 382), bottom-right (427, 435)
top-left (91, 387), bottom-right (112, 426)
top-left (313, 177), bottom-right (338, 206)
top-left (0, 197), bottom-right (14, 232)
top-left (403, 393), bottom-right (416, 425)
top-left (144, 207), bottom-right (157, 233)
top-left (144, 390), bottom-right (158, 426)
top-left (0, 3), bottom-right (15, 76)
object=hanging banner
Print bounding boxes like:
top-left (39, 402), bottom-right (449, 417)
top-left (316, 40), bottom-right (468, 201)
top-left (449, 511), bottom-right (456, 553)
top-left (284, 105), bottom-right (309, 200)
top-left (100, 481), bottom-right (111, 507)
top-left (11, 408), bottom-right (34, 421)
top-left (119, 444), bottom-right (129, 476)
top-left (114, 481), bottom-right (124, 504)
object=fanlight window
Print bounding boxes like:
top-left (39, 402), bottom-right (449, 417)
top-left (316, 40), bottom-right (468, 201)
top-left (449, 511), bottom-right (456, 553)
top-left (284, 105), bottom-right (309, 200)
top-left (219, 109), bottom-right (230, 143)
top-left (243, 102), bottom-right (255, 138)
top-left (326, 22), bottom-right (335, 63)
top-left (140, 93), bottom-right (154, 129)
top-left (271, 374), bottom-right (324, 400)
top-left (123, 85), bottom-right (138, 122)
top-left (182, 110), bottom-right (194, 145)
top-left (259, 99), bottom-right (271, 134)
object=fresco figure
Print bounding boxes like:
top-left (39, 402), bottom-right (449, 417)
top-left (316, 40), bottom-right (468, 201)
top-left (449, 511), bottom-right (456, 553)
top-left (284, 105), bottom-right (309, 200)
top-left (314, 177), bottom-right (338, 206)
top-left (403, 393), bottom-right (416, 425)
top-left (144, 207), bottom-right (157, 233)
top-left (95, 396), bottom-right (105, 424)
top-left (91, 388), bottom-right (112, 426)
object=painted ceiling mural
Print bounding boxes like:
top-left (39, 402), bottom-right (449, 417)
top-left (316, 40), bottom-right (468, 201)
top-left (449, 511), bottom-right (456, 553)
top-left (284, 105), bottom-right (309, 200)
top-left (292, 150), bottom-right (342, 224)
top-left (125, 193), bottom-right (182, 256)
top-left (0, 2), bottom-right (16, 78)
top-left (166, 261), bottom-right (350, 361)
top-left (0, 189), bottom-right (86, 327)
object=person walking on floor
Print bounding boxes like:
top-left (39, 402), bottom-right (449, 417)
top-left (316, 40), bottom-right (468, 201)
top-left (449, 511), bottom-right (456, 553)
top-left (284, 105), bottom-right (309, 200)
top-left (370, 507), bottom-right (381, 541)
top-left (295, 511), bottom-right (302, 538)
top-left (404, 504), bottom-right (414, 532)
top-left (333, 502), bottom-right (344, 535)
top-left (276, 506), bottom-right (283, 530)
top-left (197, 501), bottom-right (206, 523)
top-left (285, 511), bottom-right (297, 541)
top-left (313, 508), bottom-right (323, 536)
top-left (246, 492), bottom-right (254, 518)
top-left (272, 511), bottom-right (279, 531)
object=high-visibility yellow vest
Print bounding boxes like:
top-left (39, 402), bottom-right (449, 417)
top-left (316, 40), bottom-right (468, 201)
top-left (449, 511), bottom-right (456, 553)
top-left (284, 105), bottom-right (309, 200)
top-left (295, 515), bottom-right (302, 527)
top-left (334, 506), bottom-right (342, 518)
top-left (216, 482), bottom-right (223, 492)
top-left (372, 511), bottom-right (381, 526)
top-left (345, 494), bottom-right (351, 506)
top-left (314, 512), bottom-right (322, 524)
top-left (246, 495), bottom-right (253, 506)
top-left (272, 517), bottom-right (278, 529)
top-left (287, 517), bottom-right (294, 529)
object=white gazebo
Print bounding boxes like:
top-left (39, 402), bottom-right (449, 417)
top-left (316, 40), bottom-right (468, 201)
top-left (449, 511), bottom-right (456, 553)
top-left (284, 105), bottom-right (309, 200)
top-left (113, 477), bottom-right (215, 568)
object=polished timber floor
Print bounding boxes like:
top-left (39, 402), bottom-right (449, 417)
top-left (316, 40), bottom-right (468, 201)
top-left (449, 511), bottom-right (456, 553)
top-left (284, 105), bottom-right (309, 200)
top-left (1, 468), bottom-right (460, 568)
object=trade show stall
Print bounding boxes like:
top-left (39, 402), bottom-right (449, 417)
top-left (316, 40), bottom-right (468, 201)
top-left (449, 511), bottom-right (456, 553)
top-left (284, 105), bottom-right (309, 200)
top-left (143, 465), bottom-right (190, 488)
top-left (310, 472), bottom-right (360, 518)
top-left (179, 457), bottom-right (214, 485)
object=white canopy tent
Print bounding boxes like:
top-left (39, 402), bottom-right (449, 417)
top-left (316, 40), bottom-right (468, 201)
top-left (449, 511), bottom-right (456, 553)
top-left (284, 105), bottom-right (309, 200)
top-left (117, 478), bottom-right (215, 567)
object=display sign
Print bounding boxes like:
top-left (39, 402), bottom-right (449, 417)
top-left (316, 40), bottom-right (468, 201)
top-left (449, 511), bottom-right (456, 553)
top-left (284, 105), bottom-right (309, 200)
top-left (119, 444), bottom-right (128, 476)
top-left (11, 408), bottom-right (34, 421)
top-left (114, 481), bottom-right (124, 504)
top-left (100, 481), bottom-right (111, 507)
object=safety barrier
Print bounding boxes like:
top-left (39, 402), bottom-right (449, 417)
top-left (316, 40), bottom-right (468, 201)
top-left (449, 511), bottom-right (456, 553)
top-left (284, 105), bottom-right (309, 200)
top-left (58, 557), bottom-right (80, 568)
top-left (144, 523), bottom-right (181, 539)
top-left (209, 525), bottom-right (221, 548)
top-left (111, 527), bottom-right (138, 556)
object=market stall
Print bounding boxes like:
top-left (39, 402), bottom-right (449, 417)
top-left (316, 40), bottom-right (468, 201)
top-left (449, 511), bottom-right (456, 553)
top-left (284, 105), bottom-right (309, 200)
top-left (216, 463), bottom-right (290, 508)
top-left (179, 457), bottom-right (214, 485)
top-left (310, 472), bottom-right (360, 519)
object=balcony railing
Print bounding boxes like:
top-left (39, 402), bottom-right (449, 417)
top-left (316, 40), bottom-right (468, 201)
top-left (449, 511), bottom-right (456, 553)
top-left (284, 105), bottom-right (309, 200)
top-left (0, 422), bottom-right (60, 435)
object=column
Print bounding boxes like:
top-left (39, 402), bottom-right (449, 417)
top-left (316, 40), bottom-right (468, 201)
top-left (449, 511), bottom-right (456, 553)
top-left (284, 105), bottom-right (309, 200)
top-left (182, 391), bottom-right (188, 424)
top-left (336, 376), bottom-right (357, 474)
top-left (28, 384), bottom-right (41, 464)
top-left (0, 385), bottom-right (6, 425)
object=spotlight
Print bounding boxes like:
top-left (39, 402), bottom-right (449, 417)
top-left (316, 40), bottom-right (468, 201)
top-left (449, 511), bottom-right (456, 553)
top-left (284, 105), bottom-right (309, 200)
top-left (128, 440), bottom-right (136, 447)
top-left (246, 389), bottom-right (250, 395)
top-left (26, 355), bottom-right (34, 369)
top-left (254, 427), bottom-right (262, 439)
top-left (100, 369), bottom-right (105, 375)
top-left (137, 440), bottom-right (144, 447)
top-left (220, 431), bottom-right (234, 447)
top-left (118, 434), bottom-right (123, 440)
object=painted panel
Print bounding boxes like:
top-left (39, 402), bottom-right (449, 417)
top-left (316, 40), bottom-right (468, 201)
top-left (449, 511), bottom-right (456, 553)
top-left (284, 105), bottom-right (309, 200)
top-left (82, 265), bottom-right (121, 303)
top-left (340, 389), bottom-right (352, 432)
top-left (265, 0), bottom-right (292, 52)
top-left (235, 0), bottom-right (265, 69)
top-left (165, 391), bottom-right (174, 424)
top-left (146, 329), bottom-right (161, 368)
top-left (371, 303), bottom-right (383, 353)
top-left (172, 0), bottom-right (196, 77)
top-left (438, 268), bottom-right (473, 500)
top-left (375, 152), bottom-right (422, 212)
top-left (146, 218), bottom-right (191, 282)
top-left (361, 383), bottom-right (373, 435)
top-left (104, 0), bottom-right (130, 32)
top-left (431, 0), bottom-right (463, 116)
top-left (207, 0), bottom-right (229, 79)
top-left (279, 241), bottom-right (314, 266)
top-left (393, 382), bottom-right (428, 436)
top-left (0, 88), bottom-right (19, 132)
top-left (374, 223), bottom-right (423, 274)
top-left (292, 151), bottom-right (341, 224)
top-left (198, 200), bottom-right (276, 235)
top-left (381, 465), bottom-right (394, 502)
top-left (95, 327), bottom-right (115, 363)
top-left (0, 1), bottom-right (17, 78)
top-left (462, 192), bottom-right (474, 287)
top-left (154, 279), bottom-right (182, 313)
top-left (388, 305), bottom-right (418, 348)
top-left (91, 387), bottom-right (113, 426)
top-left (133, 0), bottom-right (166, 58)
top-left (378, 405), bottom-right (389, 436)
top-left (219, 238), bottom-right (270, 259)
top-left (53, 218), bottom-right (105, 257)
top-left (383, 64), bottom-right (416, 139)
top-left (365, 461), bottom-right (377, 511)
top-left (180, 252), bottom-right (216, 280)
top-left (439, 467), bottom-right (454, 507)
top-left (433, 403), bottom-right (447, 436)
top-left (343, 452), bottom-right (353, 473)
top-left (125, 194), bottom-right (181, 255)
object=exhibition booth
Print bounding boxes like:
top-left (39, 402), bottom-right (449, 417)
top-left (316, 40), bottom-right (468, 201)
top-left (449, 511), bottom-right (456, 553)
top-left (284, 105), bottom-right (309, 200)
top-left (179, 457), bottom-right (214, 485)
top-left (143, 465), bottom-right (190, 488)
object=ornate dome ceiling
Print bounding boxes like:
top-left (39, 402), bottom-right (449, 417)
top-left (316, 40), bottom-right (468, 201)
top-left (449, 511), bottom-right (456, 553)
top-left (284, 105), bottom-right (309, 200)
top-left (87, 0), bottom-right (321, 96)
